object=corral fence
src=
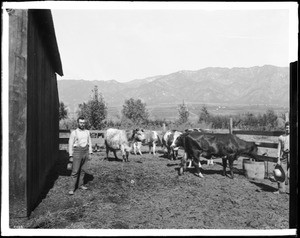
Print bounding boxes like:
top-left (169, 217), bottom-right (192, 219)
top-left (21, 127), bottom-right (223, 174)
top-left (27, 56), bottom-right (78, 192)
top-left (59, 126), bottom-right (285, 178)
top-left (59, 130), bottom-right (105, 151)
top-left (229, 117), bottom-right (285, 178)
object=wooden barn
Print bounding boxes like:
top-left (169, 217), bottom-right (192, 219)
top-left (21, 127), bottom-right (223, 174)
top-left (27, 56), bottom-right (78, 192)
top-left (9, 9), bottom-right (63, 217)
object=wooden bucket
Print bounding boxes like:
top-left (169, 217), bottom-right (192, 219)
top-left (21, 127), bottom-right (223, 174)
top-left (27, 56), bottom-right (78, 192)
top-left (243, 159), bottom-right (265, 180)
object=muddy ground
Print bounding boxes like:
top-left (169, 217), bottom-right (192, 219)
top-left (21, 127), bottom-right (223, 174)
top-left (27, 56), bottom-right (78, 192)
top-left (9, 146), bottom-right (289, 230)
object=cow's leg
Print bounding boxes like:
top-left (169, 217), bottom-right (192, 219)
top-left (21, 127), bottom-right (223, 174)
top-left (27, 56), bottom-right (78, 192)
top-left (187, 158), bottom-right (192, 168)
top-left (148, 144), bottom-right (152, 154)
top-left (105, 145), bottom-right (110, 160)
top-left (125, 151), bottom-right (130, 162)
top-left (222, 157), bottom-right (227, 176)
top-left (193, 157), bottom-right (203, 178)
top-left (105, 148), bottom-right (109, 160)
top-left (133, 143), bottom-right (137, 155)
top-left (167, 148), bottom-right (171, 160)
top-left (179, 152), bottom-right (187, 175)
top-left (138, 144), bottom-right (142, 156)
top-left (104, 141), bottom-right (109, 160)
top-left (192, 151), bottom-right (203, 178)
top-left (228, 155), bottom-right (236, 179)
top-left (120, 145), bottom-right (126, 162)
top-left (172, 149), bottom-right (178, 160)
top-left (152, 142), bottom-right (156, 155)
top-left (113, 150), bottom-right (119, 161)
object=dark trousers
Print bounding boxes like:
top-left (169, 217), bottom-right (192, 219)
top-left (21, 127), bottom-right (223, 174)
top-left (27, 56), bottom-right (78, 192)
top-left (70, 145), bottom-right (89, 191)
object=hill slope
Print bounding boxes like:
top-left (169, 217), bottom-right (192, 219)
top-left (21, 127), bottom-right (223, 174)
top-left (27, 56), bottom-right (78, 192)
top-left (57, 65), bottom-right (289, 118)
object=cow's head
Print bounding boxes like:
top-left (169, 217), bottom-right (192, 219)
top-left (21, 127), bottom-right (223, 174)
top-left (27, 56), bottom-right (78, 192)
top-left (170, 131), bottom-right (183, 149)
top-left (132, 128), bottom-right (145, 142)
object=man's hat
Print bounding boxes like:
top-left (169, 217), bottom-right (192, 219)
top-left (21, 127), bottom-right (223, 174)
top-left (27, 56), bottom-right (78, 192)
top-left (273, 164), bottom-right (285, 183)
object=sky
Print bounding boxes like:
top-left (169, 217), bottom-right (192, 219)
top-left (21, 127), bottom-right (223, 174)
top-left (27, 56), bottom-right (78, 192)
top-left (48, 2), bottom-right (297, 82)
top-left (3, 2), bottom-right (297, 83)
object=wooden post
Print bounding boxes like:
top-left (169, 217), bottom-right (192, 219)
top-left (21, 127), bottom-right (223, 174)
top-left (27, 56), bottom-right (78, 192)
top-left (229, 118), bottom-right (233, 134)
top-left (285, 112), bottom-right (289, 123)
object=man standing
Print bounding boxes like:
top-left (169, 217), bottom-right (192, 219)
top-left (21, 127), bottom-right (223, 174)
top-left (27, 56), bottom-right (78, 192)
top-left (273, 121), bottom-right (290, 194)
top-left (68, 116), bottom-right (93, 195)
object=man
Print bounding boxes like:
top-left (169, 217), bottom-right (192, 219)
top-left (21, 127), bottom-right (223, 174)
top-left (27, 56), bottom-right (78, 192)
top-left (68, 116), bottom-right (93, 195)
top-left (273, 121), bottom-right (290, 194)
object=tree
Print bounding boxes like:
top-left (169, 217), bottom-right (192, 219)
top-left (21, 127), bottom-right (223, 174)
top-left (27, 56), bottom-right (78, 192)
top-left (77, 86), bottom-right (108, 129)
top-left (198, 105), bottom-right (210, 124)
top-left (122, 98), bottom-right (149, 125)
top-left (59, 101), bottom-right (68, 121)
top-left (264, 109), bottom-right (278, 130)
top-left (177, 100), bottom-right (189, 124)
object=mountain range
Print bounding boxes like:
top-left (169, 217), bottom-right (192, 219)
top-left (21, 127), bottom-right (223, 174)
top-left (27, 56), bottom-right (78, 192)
top-left (57, 65), bottom-right (289, 119)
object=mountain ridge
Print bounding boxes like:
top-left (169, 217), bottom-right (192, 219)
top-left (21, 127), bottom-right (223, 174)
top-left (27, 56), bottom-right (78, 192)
top-left (57, 65), bottom-right (289, 116)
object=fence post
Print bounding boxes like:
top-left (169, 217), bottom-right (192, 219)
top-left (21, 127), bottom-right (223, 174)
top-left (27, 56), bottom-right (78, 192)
top-left (229, 118), bottom-right (233, 134)
top-left (162, 123), bottom-right (166, 132)
top-left (285, 112), bottom-right (289, 123)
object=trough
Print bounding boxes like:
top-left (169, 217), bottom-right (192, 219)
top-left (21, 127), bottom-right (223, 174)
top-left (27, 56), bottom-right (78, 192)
top-left (243, 159), bottom-right (265, 180)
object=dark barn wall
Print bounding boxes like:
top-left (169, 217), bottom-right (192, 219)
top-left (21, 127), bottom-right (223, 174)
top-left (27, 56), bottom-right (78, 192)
top-left (9, 10), bottom-right (28, 216)
top-left (26, 10), bottom-right (60, 215)
top-left (9, 9), bottom-right (61, 217)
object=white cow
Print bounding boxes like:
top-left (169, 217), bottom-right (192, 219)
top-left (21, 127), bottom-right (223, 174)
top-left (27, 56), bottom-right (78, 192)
top-left (162, 130), bottom-right (182, 160)
top-left (132, 130), bottom-right (161, 155)
top-left (143, 130), bottom-right (161, 155)
top-left (105, 128), bottom-right (145, 162)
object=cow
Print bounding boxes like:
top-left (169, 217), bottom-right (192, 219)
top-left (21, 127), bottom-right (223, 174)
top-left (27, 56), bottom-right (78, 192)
top-left (184, 128), bottom-right (214, 167)
top-left (162, 130), bottom-right (182, 160)
top-left (104, 128), bottom-right (145, 162)
top-left (132, 130), bottom-right (161, 156)
top-left (172, 131), bottom-right (258, 179)
top-left (142, 130), bottom-right (162, 155)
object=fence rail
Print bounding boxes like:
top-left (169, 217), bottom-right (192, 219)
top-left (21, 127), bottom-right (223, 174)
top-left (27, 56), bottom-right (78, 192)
top-left (59, 129), bottom-right (284, 163)
top-left (232, 129), bottom-right (284, 163)
top-left (233, 130), bottom-right (284, 137)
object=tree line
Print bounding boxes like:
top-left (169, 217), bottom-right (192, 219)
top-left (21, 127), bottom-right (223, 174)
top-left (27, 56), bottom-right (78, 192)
top-left (59, 86), bottom-right (288, 131)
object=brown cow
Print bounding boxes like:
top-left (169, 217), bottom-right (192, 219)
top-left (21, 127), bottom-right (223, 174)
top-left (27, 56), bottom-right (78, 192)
top-left (172, 131), bottom-right (258, 178)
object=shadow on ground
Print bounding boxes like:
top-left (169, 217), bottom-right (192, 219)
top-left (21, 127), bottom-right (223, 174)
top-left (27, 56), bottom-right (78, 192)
top-left (249, 180), bottom-right (277, 192)
top-left (28, 150), bottom-right (94, 216)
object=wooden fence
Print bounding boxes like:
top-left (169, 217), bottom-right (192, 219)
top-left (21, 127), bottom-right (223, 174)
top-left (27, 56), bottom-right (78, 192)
top-left (59, 130), bottom-right (105, 150)
top-left (60, 128), bottom-right (284, 179)
top-left (232, 130), bottom-right (282, 163)
top-left (60, 129), bottom-right (283, 162)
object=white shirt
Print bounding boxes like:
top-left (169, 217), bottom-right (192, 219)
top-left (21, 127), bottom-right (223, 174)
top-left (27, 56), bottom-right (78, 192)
top-left (69, 128), bottom-right (93, 156)
top-left (278, 134), bottom-right (289, 158)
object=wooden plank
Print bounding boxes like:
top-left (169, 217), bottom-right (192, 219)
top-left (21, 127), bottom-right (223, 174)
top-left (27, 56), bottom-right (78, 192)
top-left (59, 138), bottom-right (69, 144)
top-left (256, 155), bottom-right (277, 163)
top-left (59, 129), bottom-right (71, 133)
top-left (255, 142), bottom-right (278, 149)
top-left (233, 130), bottom-right (284, 137)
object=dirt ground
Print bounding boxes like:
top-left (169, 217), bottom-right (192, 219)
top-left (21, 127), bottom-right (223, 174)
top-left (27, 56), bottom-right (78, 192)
top-left (9, 144), bottom-right (290, 231)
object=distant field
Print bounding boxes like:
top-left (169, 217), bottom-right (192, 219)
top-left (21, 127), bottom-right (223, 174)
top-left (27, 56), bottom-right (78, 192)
top-left (105, 103), bottom-right (288, 121)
